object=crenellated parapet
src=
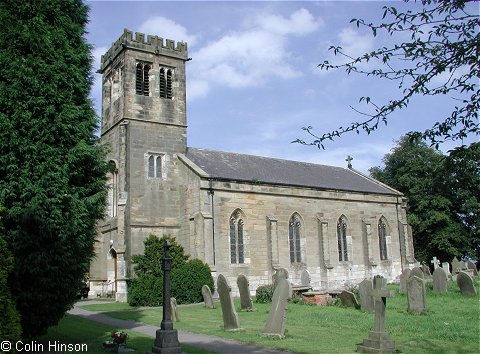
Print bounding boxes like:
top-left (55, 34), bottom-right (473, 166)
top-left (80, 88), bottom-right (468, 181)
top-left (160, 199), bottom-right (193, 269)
top-left (100, 28), bottom-right (188, 72)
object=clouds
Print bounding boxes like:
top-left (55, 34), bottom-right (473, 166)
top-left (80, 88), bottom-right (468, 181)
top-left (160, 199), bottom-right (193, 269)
top-left (139, 16), bottom-right (197, 46)
top-left (180, 8), bottom-right (323, 100)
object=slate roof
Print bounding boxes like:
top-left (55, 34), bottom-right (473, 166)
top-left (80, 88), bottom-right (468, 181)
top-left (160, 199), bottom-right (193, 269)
top-left (185, 148), bottom-right (400, 195)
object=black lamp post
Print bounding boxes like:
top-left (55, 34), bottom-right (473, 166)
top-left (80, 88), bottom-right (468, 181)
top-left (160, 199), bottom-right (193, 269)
top-left (149, 240), bottom-right (182, 353)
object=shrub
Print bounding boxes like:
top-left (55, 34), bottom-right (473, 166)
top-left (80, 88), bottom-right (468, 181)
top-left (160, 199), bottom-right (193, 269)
top-left (171, 259), bottom-right (214, 304)
top-left (127, 274), bottom-right (163, 307)
top-left (255, 284), bottom-right (274, 303)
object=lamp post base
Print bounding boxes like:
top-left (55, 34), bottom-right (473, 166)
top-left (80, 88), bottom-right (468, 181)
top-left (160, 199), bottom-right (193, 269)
top-left (148, 329), bottom-right (182, 354)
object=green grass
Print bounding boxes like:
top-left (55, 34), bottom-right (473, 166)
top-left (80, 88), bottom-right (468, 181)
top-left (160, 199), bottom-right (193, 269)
top-left (99, 280), bottom-right (479, 354)
top-left (37, 314), bottom-right (213, 354)
top-left (78, 301), bottom-right (138, 312)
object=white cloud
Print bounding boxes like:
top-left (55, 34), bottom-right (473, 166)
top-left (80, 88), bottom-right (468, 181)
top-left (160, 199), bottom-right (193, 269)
top-left (139, 16), bottom-right (197, 46)
top-left (187, 79), bottom-right (210, 101)
top-left (189, 8), bottom-right (322, 94)
top-left (337, 27), bottom-right (374, 59)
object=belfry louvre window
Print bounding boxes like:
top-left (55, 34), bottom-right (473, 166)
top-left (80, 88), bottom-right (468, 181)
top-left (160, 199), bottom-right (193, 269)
top-left (230, 210), bottom-right (244, 264)
top-left (337, 216), bottom-right (348, 261)
top-left (159, 67), bottom-right (173, 99)
top-left (289, 214), bottom-right (301, 263)
top-left (378, 218), bottom-right (388, 260)
top-left (136, 62), bottom-right (150, 96)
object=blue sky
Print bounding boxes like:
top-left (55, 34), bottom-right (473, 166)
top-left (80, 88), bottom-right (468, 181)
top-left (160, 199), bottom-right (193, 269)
top-left (86, 1), bottom-right (478, 173)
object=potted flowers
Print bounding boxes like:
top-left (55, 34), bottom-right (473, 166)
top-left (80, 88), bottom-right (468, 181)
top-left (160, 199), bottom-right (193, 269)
top-left (103, 330), bottom-right (128, 352)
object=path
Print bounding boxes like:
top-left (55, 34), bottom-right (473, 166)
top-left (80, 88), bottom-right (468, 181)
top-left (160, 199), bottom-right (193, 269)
top-left (69, 302), bottom-right (292, 354)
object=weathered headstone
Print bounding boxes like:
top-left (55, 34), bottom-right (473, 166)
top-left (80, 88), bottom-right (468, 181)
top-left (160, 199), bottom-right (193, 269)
top-left (432, 267), bottom-right (448, 294)
top-left (201, 285), bottom-right (215, 309)
top-left (300, 269), bottom-right (311, 286)
top-left (456, 271), bottom-right (477, 297)
top-left (458, 261), bottom-right (467, 272)
top-left (358, 279), bottom-right (374, 313)
top-left (357, 275), bottom-right (395, 353)
top-left (421, 264), bottom-right (431, 276)
top-left (467, 261), bottom-right (478, 276)
top-left (430, 257), bottom-right (440, 270)
top-left (170, 297), bottom-right (179, 322)
top-left (339, 290), bottom-right (360, 309)
top-left (399, 268), bottom-right (411, 294)
top-left (262, 278), bottom-right (289, 339)
top-left (452, 257), bottom-right (460, 274)
top-left (272, 268), bottom-right (289, 290)
top-left (407, 276), bottom-right (427, 314)
top-left (237, 274), bottom-right (253, 311)
top-left (410, 267), bottom-right (424, 280)
top-left (442, 262), bottom-right (451, 276)
top-left (217, 274), bottom-right (242, 331)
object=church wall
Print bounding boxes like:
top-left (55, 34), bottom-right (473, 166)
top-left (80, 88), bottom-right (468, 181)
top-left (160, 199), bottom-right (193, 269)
top-left (196, 179), bottom-right (405, 295)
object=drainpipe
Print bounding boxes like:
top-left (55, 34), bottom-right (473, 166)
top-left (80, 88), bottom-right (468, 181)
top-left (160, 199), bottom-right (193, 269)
top-left (208, 179), bottom-right (216, 266)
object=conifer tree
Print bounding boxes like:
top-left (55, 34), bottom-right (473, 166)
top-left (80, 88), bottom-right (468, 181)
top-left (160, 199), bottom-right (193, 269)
top-left (0, 0), bottom-right (107, 337)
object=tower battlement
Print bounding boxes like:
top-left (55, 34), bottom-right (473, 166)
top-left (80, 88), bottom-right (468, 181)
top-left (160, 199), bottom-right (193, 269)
top-left (100, 28), bottom-right (188, 72)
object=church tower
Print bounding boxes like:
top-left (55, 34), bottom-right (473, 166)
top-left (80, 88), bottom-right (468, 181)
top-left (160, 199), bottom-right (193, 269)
top-left (89, 29), bottom-right (189, 301)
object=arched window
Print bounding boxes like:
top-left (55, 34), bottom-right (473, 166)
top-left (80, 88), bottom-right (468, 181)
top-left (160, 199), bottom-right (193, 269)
top-left (230, 210), bottom-right (244, 264)
top-left (136, 62), bottom-right (150, 96)
top-left (378, 218), bottom-right (388, 260)
top-left (159, 67), bottom-right (173, 99)
top-left (289, 214), bottom-right (301, 263)
top-left (148, 155), bottom-right (155, 178)
top-left (147, 154), bottom-right (163, 179)
top-left (337, 216), bottom-right (348, 261)
top-left (107, 160), bottom-right (118, 217)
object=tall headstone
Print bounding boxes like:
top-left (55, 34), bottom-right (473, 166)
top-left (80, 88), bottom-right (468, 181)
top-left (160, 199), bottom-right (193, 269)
top-left (432, 268), bottom-right (448, 294)
top-left (358, 279), bottom-right (374, 313)
top-left (442, 262), bottom-right (451, 276)
top-left (300, 269), bottom-right (311, 287)
top-left (237, 274), bottom-right (253, 311)
top-left (467, 261), bottom-right (478, 276)
top-left (262, 278), bottom-right (290, 339)
top-left (217, 274), bottom-right (242, 331)
top-left (399, 268), bottom-right (411, 294)
top-left (410, 267), bottom-right (424, 280)
top-left (421, 264), bottom-right (431, 276)
top-left (273, 268), bottom-right (289, 289)
top-left (407, 276), bottom-right (427, 314)
top-left (170, 297), bottom-right (179, 322)
top-left (451, 257), bottom-right (460, 274)
top-left (201, 285), bottom-right (215, 309)
top-left (339, 290), bottom-right (360, 309)
top-left (456, 271), bottom-right (477, 297)
top-left (357, 275), bottom-right (395, 353)
top-left (430, 257), bottom-right (440, 270)
top-left (149, 240), bottom-right (181, 354)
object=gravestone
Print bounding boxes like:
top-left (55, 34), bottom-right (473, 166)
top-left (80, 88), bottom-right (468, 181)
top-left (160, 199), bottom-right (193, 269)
top-left (201, 285), bottom-right (215, 309)
top-left (442, 262), bottom-right (451, 276)
top-left (407, 276), bottom-right (427, 314)
top-left (217, 274), bottom-right (242, 331)
top-left (357, 275), bottom-right (395, 353)
top-left (170, 297), bottom-right (179, 322)
top-left (430, 257), bottom-right (440, 270)
top-left (410, 267), bottom-right (424, 280)
top-left (432, 267), bottom-right (448, 294)
top-left (456, 271), bottom-right (477, 297)
top-left (421, 264), bottom-right (431, 276)
top-left (300, 269), bottom-right (311, 286)
top-left (452, 257), bottom-right (460, 274)
top-left (399, 268), bottom-right (411, 294)
top-left (467, 261), bottom-right (478, 276)
top-left (273, 268), bottom-right (289, 289)
top-left (358, 279), bottom-right (374, 313)
top-left (236, 274), bottom-right (253, 311)
top-left (339, 290), bottom-right (360, 309)
top-left (458, 261), bottom-right (467, 272)
top-left (262, 278), bottom-right (290, 339)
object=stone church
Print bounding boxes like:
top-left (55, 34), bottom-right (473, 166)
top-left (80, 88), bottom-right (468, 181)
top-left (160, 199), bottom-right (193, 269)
top-left (88, 29), bottom-right (416, 302)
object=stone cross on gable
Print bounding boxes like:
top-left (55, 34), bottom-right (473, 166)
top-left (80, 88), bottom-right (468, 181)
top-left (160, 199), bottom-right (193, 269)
top-left (346, 155), bottom-right (353, 169)
top-left (431, 257), bottom-right (440, 269)
top-left (371, 275), bottom-right (394, 333)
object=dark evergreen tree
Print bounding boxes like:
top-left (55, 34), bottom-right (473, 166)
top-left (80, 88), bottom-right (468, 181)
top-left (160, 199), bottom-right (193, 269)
top-left (0, 0), bottom-right (107, 337)
top-left (370, 137), bottom-right (478, 262)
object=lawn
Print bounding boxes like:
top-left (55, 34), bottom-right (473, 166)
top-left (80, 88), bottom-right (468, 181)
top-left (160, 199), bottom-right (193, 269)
top-left (96, 280), bottom-right (479, 354)
top-left (37, 314), bottom-right (213, 354)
